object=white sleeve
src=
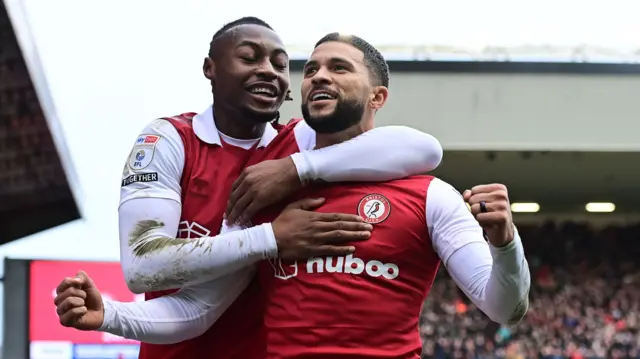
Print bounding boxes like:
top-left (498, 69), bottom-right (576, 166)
top-left (119, 199), bottom-right (277, 293)
top-left (119, 119), bottom-right (184, 206)
top-left (427, 178), bottom-right (531, 325)
top-left (98, 267), bottom-right (255, 344)
top-left (119, 121), bottom-right (278, 293)
top-left (290, 121), bottom-right (443, 183)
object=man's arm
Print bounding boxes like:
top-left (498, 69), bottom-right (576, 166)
top-left (225, 121), bottom-right (443, 223)
top-left (120, 122), bottom-right (370, 293)
top-left (291, 121), bottom-right (443, 183)
top-left (426, 178), bottom-right (531, 325)
top-left (119, 120), bottom-right (277, 293)
top-left (99, 269), bottom-right (254, 344)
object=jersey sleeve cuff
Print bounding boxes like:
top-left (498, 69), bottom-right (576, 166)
top-left (255, 223), bottom-right (279, 258)
top-left (289, 152), bottom-right (314, 184)
top-left (489, 225), bottom-right (525, 274)
top-left (98, 299), bottom-right (115, 332)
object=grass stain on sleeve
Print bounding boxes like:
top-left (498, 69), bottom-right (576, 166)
top-left (128, 219), bottom-right (214, 257)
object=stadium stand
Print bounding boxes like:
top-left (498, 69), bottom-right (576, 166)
top-left (420, 222), bottom-right (640, 359)
top-left (0, 0), bottom-right (79, 243)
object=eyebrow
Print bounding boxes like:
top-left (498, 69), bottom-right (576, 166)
top-left (303, 57), bottom-right (353, 70)
top-left (236, 40), bottom-right (288, 57)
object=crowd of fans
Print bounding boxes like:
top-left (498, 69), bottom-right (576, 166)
top-left (420, 221), bottom-right (640, 359)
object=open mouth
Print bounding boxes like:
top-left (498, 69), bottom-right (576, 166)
top-left (310, 90), bottom-right (338, 102)
top-left (247, 84), bottom-right (278, 98)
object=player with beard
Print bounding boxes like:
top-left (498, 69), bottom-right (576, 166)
top-left (54, 18), bottom-right (445, 359)
top-left (55, 32), bottom-right (529, 359)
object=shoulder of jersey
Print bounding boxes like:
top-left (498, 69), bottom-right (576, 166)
top-left (285, 118), bottom-right (304, 128)
top-left (160, 112), bottom-right (198, 127)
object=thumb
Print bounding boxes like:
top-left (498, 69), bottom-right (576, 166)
top-left (75, 271), bottom-right (96, 290)
top-left (287, 197), bottom-right (325, 211)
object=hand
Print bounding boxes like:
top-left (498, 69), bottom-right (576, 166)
top-left (54, 271), bottom-right (104, 331)
top-left (272, 198), bottom-right (372, 260)
top-left (463, 184), bottom-right (514, 247)
top-left (226, 158), bottom-right (301, 224)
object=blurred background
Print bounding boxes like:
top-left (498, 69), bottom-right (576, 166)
top-left (1, 0), bottom-right (640, 358)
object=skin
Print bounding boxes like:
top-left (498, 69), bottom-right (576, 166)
top-left (202, 24), bottom-right (291, 139)
top-left (300, 40), bottom-right (388, 148)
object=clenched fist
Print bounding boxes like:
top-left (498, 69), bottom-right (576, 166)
top-left (54, 271), bottom-right (105, 331)
top-left (463, 184), bottom-right (515, 247)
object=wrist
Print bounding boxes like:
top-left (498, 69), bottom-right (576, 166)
top-left (289, 152), bottom-right (312, 185)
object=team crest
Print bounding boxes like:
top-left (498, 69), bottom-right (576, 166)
top-left (357, 194), bottom-right (391, 224)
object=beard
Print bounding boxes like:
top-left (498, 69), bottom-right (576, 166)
top-left (301, 97), bottom-right (366, 134)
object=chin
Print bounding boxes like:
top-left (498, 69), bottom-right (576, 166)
top-left (242, 106), bottom-right (278, 123)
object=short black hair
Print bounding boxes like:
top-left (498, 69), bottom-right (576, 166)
top-left (208, 16), bottom-right (274, 58)
top-left (314, 33), bottom-right (389, 88)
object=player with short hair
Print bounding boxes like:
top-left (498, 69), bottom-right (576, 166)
top-left (55, 32), bottom-right (529, 359)
top-left (55, 19), bottom-right (444, 359)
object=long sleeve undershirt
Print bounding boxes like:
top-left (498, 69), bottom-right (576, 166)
top-left (118, 119), bottom-right (443, 294)
top-left (101, 178), bottom-right (530, 343)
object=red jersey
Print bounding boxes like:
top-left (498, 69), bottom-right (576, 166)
top-left (249, 123), bottom-right (441, 359)
top-left (135, 110), bottom-right (274, 359)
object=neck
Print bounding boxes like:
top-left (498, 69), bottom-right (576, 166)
top-left (315, 117), bottom-right (374, 149)
top-left (212, 101), bottom-right (266, 139)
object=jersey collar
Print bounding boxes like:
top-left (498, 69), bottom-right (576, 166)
top-left (192, 105), bottom-right (278, 148)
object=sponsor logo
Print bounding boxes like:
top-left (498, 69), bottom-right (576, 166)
top-left (357, 194), bottom-right (391, 224)
top-left (121, 172), bottom-right (158, 187)
top-left (177, 220), bottom-right (211, 239)
top-left (269, 254), bottom-right (399, 280)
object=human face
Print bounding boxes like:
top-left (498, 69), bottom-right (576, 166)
top-left (300, 41), bottom-right (371, 133)
top-left (204, 24), bottom-right (290, 123)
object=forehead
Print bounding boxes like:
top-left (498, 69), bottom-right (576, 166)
top-left (309, 41), bottom-right (364, 65)
top-left (225, 24), bottom-right (284, 49)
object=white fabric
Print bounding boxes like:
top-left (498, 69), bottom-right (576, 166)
top-left (101, 177), bottom-right (530, 343)
top-left (118, 107), bottom-right (445, 293)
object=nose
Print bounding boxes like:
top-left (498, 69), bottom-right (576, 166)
top-left (311, 67), bottom-right (332, 85)
top-left (255, 60), bottom-right (278, 80)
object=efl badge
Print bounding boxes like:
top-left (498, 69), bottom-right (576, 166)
top-left (128, 134), bottom-right (160, 170)
top-left (357, 194), bottom-right (391, 224)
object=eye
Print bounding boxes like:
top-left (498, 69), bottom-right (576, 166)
top-left (241, 56), bottom-right (257, 63)
top-left (333, 64), bottom-right (348, 72)
top-left (303, 67), bottom-right (317, 77)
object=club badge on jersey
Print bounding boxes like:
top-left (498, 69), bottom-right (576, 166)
top-left (357, 194), bottom-right (391, 224)
top-left (128, 134), bottom-right (160, 170)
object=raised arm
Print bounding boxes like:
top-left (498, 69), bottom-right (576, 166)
top-left (426, 178), bottom-right (531, 325)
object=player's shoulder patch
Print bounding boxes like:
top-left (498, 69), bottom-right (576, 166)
top-left (357, 193), bottom-right (392, 224)
top-left (128, 134), bottom-right (161, 170)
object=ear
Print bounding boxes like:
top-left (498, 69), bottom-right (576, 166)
top-left (203, 57), bottom-right (216, 81)
top-left (369, 86), bottom-right (388, 110)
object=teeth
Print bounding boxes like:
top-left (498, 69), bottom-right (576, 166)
top-left (250, 87), bottom-right (275, 96)
top-left (312, 93), bottom-right (334, 101)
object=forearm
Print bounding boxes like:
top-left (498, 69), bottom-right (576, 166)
top-left (99, 268), bottom-right (254, 343)
top-left (446, 229), bottom-right (530, 325)
top-left (291, 126), bottom-right (442, 183)
top-left (120, 198), bottom-right (276, 293)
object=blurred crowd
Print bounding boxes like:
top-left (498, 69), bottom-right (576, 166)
top-left (420, 222), bottom-right (640, 359)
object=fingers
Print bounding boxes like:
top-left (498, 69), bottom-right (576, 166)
top-left (314, 212), bottom-right (365, 223)
top-left (226, 190), bottom-right (252, 225)
top-left (56, 295), bottom-right (86, 316)
top-left (75, 271), bottom-right (95, 289)
top-left (286, 197), bottom-right (326, 211)
top-left (315, 230), bottom-right (371, 244)
top-left (55, 276), bottom-right (82, 295)
top-left (54, 286), bottom-right (87, 306)
top-left (58, 304), bottom-right (88, 327)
